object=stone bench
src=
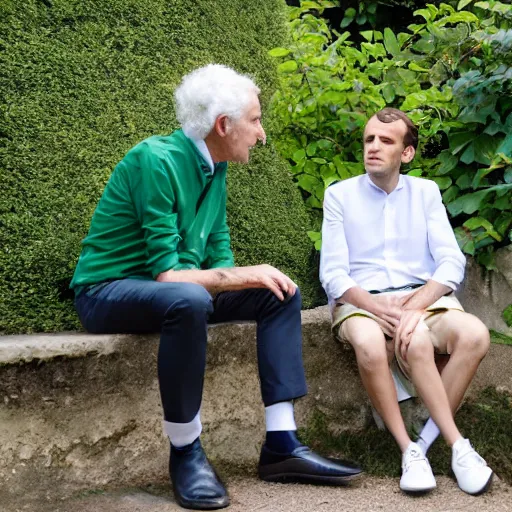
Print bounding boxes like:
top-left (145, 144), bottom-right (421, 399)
top-left (0, 305), bottom-right (511, 504)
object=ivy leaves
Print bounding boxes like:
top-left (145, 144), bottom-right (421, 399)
top-left (269, 0), bottom-right (512, 268)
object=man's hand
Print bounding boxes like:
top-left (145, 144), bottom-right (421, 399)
top-left (392, 280), bottom-right (453, 360)
top-left (157, 264), bottom-right (296, 301)
top-left (395, 308), bottom-right (426, 361)
top-left (226, 264), bottom-right (297, 301)
top-left (370, 294), bottom-right (403, 337)
top-left (400, 280), bottom-right (451, 311)
top-left (337, 287), bottom-right (402, 336)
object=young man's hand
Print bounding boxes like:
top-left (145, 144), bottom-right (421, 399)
top-left (394, 308), bottom-right (426, 360)
top-left (370, 294), bottom-right (403, 337)
top-left (393, 280), bottom-right (453, 360)
top-left (337, 287), bottom-right (402, 336)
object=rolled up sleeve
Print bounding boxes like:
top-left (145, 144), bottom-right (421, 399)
top-left (320, 187), bottom-right (358, 301)
top-left (426, 183), bottom-right (466, 290)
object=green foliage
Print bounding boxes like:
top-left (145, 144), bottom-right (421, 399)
top-left (227, 146), bottom-right (325, 309)
top-left (446, 2), bottom-right (512, 266)
top-left (0, 0), bottom-right (320, 334)
top-left (339, 2), bottom-right (379, 29)
top-left (503, 304), bottom-right (512, 328)
top-left (490, 328), bottom-right (512, 345)
top-left (269, 0), bottom-right (512, 265)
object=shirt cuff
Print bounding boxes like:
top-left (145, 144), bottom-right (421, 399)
top-left (209, 259), bottom-right (235, 269)
top-left (431, 262), bottom-right (464, 291)
top-left (151, 253), bottom-right (180, 279)
top-left (326, 276), bottom-right (358, 301)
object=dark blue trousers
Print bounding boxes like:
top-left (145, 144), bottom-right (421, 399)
top-left (75, 280), bottom-right (307, 423)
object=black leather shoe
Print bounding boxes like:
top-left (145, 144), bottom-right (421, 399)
top-left (170, 438), bottom-right (230, 510)
top-left (258, 444), bottom-right (363, 485)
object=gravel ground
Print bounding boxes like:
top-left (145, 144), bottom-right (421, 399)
top-left (11, 475), bottom-right (511, 512)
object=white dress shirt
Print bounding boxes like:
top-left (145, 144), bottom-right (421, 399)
top-left (320, 173), bottom-right (466, 302)
top-left (183, 128), bottom-right (215, 173)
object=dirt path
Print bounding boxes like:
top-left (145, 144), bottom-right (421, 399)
top-left (12, 475), bottom-right (511, 512)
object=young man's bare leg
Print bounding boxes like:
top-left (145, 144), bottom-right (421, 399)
top-left (343, 317), bottom-right (411, 451)
top-left (405, 321), bottom-right (493, 495)
top-left (405, 326), bottom-right (462, 446)
top-left (428, 311), bottom-right (490, 413)
top-left (417, 311), bottom-right (490, 453)
top-left (344, 316), bottom-right (436, 492)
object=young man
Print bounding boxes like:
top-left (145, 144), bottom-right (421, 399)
top-left (320, 108), bottom-right (493, 495)
top-left (71, 65), bottom-right (361, 511)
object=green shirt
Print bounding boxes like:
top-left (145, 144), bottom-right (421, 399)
top-left (70, 130), bottom-right (234, 290)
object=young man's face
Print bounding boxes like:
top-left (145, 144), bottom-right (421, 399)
top-left (224, 93), bottom-right (266, 164)
top-left (363, 116), bottom-right (414, 178)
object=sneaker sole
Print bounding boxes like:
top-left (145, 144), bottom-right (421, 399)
top-left (465, 472), bottom-right (494, 496)
top-left (400, 483), bottom-right (436, 494)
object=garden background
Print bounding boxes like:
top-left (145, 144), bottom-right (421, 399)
top-left (1, 0), bottom-right (511, 334)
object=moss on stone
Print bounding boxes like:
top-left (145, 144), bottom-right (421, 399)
top-left (503, 305), bottom-right (512, 328)
top-left (491, 330), bottom-right (512, 346)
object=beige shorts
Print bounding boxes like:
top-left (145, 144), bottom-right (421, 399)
top-left (332, 289), bottom-right (464, 387)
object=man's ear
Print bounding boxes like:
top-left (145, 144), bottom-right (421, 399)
top-left (214, 115), bottom-right (229, 138)
top-left (401, 145), bottom-right (415, 164)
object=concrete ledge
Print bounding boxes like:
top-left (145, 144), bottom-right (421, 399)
top-left (0, 332), bottom-right (125, 365)
top-left (0, 306), bottom-right (511, 503)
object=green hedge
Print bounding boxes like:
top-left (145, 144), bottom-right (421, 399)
top-left (0, 0), bottom-right (321, 334)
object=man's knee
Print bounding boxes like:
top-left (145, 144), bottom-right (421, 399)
top-left (258, 285), bottom-right (302, 315)
top-left (348, 326), bottom-right (388, 372)
top-left (406, 329), bottom-right (434, 363)
top-left (453, 317), bottom-right (490, 359)
top-left (159, 282), bottom-right (213, 318)
top-left (269, 285), bottom-right (302, 307)
top-left (287, 286), bottom-right (302, 309)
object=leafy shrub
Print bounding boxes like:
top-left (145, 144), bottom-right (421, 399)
top-left (442, 0), bottom-right (512, 267)
top-left (269, 0), bottom-right (512, 267)
top-left (0, 0), bottom-right (319, 334)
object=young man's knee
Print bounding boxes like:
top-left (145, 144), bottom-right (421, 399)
top-left (352, 335), bottom-right (388, 372)
top-left (406, 331), bottom-right (434, 363)
top-left (455, 320), bottom-right (490, 358)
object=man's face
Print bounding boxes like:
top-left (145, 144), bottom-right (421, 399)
top-left (224, 93), bottom-right (266, 164)
top-left (363, 116), bottom-right (413, 178)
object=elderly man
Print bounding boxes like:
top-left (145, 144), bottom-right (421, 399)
top-left (320, 108), bottom-right (493, 495)
top-left (71, 65), bottom-right (361, 510)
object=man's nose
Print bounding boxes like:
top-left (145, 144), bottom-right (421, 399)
top-left (369, 138), bottom-right (381, 151)
top-left (258, 122), bottom-right (267, 145)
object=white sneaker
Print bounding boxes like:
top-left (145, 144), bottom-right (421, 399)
top-left (452, 438), bottom-right (493, 495)
top-left (400, 442), bottom-right (436, 492)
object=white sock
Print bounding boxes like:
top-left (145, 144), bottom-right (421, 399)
top-left (417, 417), bottom-right (440, 453)
top-left (452, 436), bottom-right (466, 451)
top-left (163, 411), bottom-right (202, 448)
top-left (265, 401), bottom-right (296, 431)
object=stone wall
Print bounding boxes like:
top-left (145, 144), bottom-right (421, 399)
top-left (1, 307), bottom-right (511, 504)
top-left (459, 247), bottom-right (512, 335)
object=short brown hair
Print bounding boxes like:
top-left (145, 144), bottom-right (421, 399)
top-left (373, 108), bottom-right (418, 150)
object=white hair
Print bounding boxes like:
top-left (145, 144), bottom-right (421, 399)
top-left (174, 64), bottom-right (261, 140)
